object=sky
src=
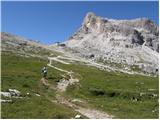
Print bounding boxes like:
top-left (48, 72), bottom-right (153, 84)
top-left (1, 1), bottom-right (159, 44)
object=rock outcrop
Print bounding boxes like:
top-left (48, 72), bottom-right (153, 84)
top-left (65, 12), bottom-right (159, 74)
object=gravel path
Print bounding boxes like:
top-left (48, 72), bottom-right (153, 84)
top-left (56, 95), bottom-right (114, 119)
top-left (47, 57), bottom-right (114, 119)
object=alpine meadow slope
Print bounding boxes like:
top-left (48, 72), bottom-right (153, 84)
top-left (1, 12), bottom-right (159, 119)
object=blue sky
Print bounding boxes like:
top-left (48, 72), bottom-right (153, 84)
top-left (2, 1), bottom-right (159, 44)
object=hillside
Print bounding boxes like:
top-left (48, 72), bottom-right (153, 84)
top-left (1, 30), bottom-right (159, 119)
top-left (1, 32), bottom-right (61, 58)
top-left (61, 12), bottom-right (159, 75)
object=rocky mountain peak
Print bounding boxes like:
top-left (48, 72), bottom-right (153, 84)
top-left (81, 12), bottom-right (158, 35)
top-left (83, 12), bottom-right (96, 21)
top-left (65, 12), bottom-right (159, 74)
top-left (82, 12), bottom-right (107, 33)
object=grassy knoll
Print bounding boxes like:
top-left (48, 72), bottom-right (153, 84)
top-left (52, 61), bottom-right (159, 119)
top-left (1, 52), bottom-right (77, 119)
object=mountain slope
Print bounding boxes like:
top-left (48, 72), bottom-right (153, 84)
top-left (1, 32), bottom-right (79, 118)
top-left (64, 12), bottom-right (159, 74)
top-left (1, 32), bottom-right (62, 58)
top-left (1, 32), bottom-right (159, 118)
top-left (1, 53), bottom-right (79, 118)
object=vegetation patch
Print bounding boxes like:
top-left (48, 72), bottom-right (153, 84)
top-left (1, 52), bottom-right (77, 118)
top-left (52, 61), bottom-right (159, 119)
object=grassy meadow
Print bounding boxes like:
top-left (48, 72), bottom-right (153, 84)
top-left (1, 51), bottom-right (159, 118)
top-left (52, 60), bottom-right (159, 119)
top-left (1, 52), bottom-right (77, 119)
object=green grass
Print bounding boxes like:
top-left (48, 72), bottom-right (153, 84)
top-left (1, 51), bottom-right (159, 119)
top-left (2, 96), bottom-right (76, 119)
top-left (1, 52), bottom-right (77, 119)
top-left (51, 61), bottom-right (159, 119)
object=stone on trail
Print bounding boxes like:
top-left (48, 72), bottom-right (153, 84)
top-left (75, 114), bottom-right (81, 119)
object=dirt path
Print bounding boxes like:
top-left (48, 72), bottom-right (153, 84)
top-left (76, 107), bottom-right (113, 119)
top-left (56, 94), bottom-right (113, 119)
top-left (41, 78), bottom-right (49, 86)
top-left (48, 56), bottom-right (70, 65)
top-left (47, 64), bottom-right (69, 73)
top-left (48, 55), bottom-right (153, 77)
top-left (47, 63), bottom-right (79, 92)
top-left (47, 57), bottom-right (114, 119)
top-left (56, 75), bottom-right (79, 92)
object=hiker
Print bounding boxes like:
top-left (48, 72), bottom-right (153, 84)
top-left (41, 66), bottom-right (48, 78)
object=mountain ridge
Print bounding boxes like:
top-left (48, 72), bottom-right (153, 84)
top-left (64, 12), bottom-right (159, 74)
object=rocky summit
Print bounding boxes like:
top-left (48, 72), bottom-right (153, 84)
top-left (64, 12), bottom-right (159, 74)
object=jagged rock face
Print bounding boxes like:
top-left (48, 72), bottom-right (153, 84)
top-left (65, 12), bottom-right (159, 74)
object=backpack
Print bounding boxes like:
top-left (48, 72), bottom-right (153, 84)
top-left (42, 67), bottom-right (47, 73)
top-left (43, 69), bottom-right (47, 73)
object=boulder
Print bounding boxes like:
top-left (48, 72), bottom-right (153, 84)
top-left (8, 89), bottom-right (21, 96)
top-left (75, 114), bottom-right (81, 119)
top-left (1, 92), bottom-right (11, 98)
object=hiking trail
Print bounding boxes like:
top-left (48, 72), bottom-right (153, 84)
top-left (46, 56), bottom-right (114, 119)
